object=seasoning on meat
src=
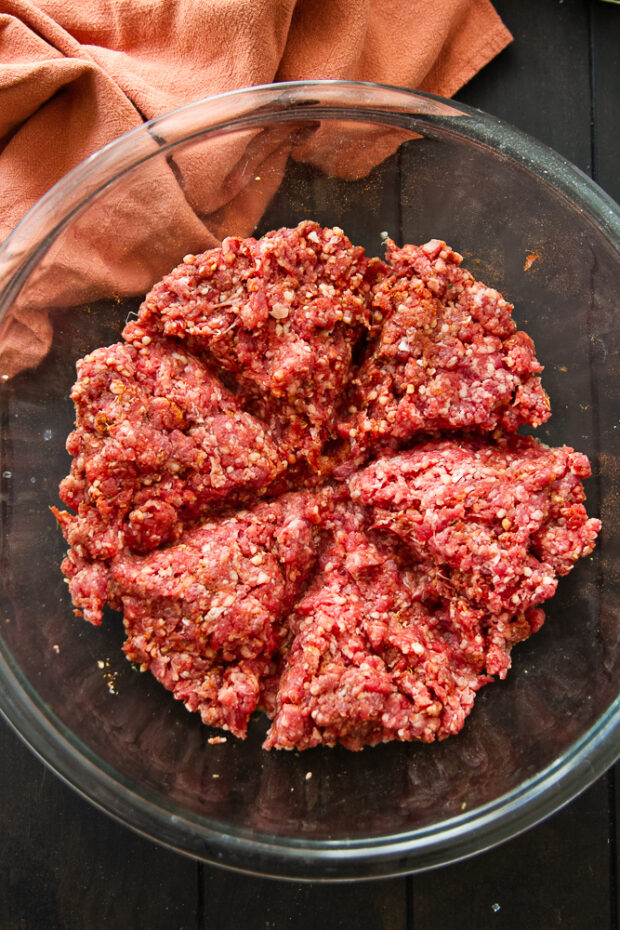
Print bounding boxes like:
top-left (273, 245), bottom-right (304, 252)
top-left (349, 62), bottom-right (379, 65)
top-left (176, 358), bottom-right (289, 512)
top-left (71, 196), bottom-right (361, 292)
top-left (264, 505), bottom-right (491, 750)
top-left (116, 492), bottom-right (326, 736)
top-left (349, 436), bottom-right (601, 650)
top-left (124, 221), bottom-right (384, 472)
top-left (54, 223), bottom-right (601, 752)
top-left (65, 491), bottom-right (327, 735)
top-left (341, 239), bottom-right (551, 458)
top-left (52, 337), bottom-right (284, 574)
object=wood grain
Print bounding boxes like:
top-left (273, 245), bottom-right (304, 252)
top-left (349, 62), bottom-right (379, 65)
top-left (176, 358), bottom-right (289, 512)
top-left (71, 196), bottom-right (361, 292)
top-left (0, 721), bottom-right (199, 930)
top-left (201, 872), bottom-right (407, 930)
top-left (411, 777), bottom-right (612, 930)
top-left (591, 0), bottom-right (620, 203)
top-left (456, 0), bottom-right (592, 173)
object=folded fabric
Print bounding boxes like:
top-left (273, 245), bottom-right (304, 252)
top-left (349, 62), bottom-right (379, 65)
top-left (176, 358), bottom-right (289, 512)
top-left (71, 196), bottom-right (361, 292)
top-left (0, 0), bottom-right (512, 377)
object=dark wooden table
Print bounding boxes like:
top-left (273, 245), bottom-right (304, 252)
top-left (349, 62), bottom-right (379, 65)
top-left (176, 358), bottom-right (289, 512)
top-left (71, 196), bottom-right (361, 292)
top-left (2, 1), bottom-right (618, 927)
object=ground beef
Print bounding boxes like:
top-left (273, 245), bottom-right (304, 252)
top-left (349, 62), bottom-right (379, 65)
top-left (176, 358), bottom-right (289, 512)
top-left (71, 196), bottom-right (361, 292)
top-left (264, 505), bottom-right (491, 751)
top-left (124, 221), bottom-right (384, 473)
top-left (54, 223), bottom-right (600, 751)
top-left (62, 491), bottom-right (328, 735)
top-left (52, 338), bottom-right (284, 570)
top-left (348, 436), bottom-right (601, 622)
top-left (341, 239), bottom-right (550, 459)
top-left (117, 492), bottom-right (327, 737)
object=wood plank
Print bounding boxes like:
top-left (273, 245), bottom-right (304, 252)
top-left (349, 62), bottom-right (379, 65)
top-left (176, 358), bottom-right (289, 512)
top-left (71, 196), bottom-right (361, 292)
top-left (455, 0), bottom-right (592, 173)
top-left (0, 718), bottom-right (199, 930)
top-left (590, 4), bottom-right (620, 925)
top-left (411, 776), bottom-right (612, 930)
top-left (590, 0), bottom-right (620, 202)
top-left (201, 871), bottom-right (407, 930)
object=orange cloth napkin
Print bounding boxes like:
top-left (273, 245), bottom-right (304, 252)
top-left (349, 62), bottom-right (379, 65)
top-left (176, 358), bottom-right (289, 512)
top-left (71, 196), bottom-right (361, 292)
top-left (0, 0), bottom-right (512, 377)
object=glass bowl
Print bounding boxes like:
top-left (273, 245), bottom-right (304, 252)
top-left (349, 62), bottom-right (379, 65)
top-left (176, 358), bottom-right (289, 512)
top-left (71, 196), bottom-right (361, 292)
top-left (0, 81), bottom-right (618, 881)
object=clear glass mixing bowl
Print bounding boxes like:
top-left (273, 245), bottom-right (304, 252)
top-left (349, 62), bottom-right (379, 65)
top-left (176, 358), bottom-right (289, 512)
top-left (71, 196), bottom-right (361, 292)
top-left (0, 81), bottom-right (618, 880)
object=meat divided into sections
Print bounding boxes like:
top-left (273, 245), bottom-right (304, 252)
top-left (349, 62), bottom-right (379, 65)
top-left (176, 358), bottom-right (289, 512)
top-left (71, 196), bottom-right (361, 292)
top-left (53, 223), bottom-right (600, 751)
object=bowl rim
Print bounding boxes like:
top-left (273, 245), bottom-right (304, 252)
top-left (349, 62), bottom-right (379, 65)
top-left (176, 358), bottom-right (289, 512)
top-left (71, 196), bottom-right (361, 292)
top-left (1, 79), bottom-right (619, 881)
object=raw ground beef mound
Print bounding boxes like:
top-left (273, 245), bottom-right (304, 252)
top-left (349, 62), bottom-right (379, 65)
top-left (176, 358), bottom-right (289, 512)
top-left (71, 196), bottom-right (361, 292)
top-left (340, 239), bottom-right (550, 461)
top-left (52, 338), bottom-right (284, 571)
top-left (349, 436), bottom-right (599, 619)
top-left (115, 491), bottom-right (328, 738)
top-left (123, 221), bottom-right (384, 476)
top-left (54, 223), bottom-right (601, 751)
top-left (264, 504), bottom-right (492, 751)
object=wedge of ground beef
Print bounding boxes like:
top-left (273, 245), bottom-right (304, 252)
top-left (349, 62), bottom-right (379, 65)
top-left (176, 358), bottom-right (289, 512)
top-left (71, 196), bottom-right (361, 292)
top-left (341, 239), bottom-right (550, 458)
top-left (264, 506), bottom-right (491, 750)
top-left (54, 223), bottom-right (600, 752)
top-left (124, 221), bottom-right (384, 473)
top-left (67, 491), bottom-right (327, 735)
top-left (52, 338), bottom-right (284, 565)
top-left (349, 436), bottom-right (601, 620)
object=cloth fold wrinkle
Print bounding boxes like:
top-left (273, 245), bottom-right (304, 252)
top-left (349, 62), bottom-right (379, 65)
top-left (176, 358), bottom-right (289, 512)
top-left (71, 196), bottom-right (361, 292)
top-left (0, 0), bottom-right (512, 378)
